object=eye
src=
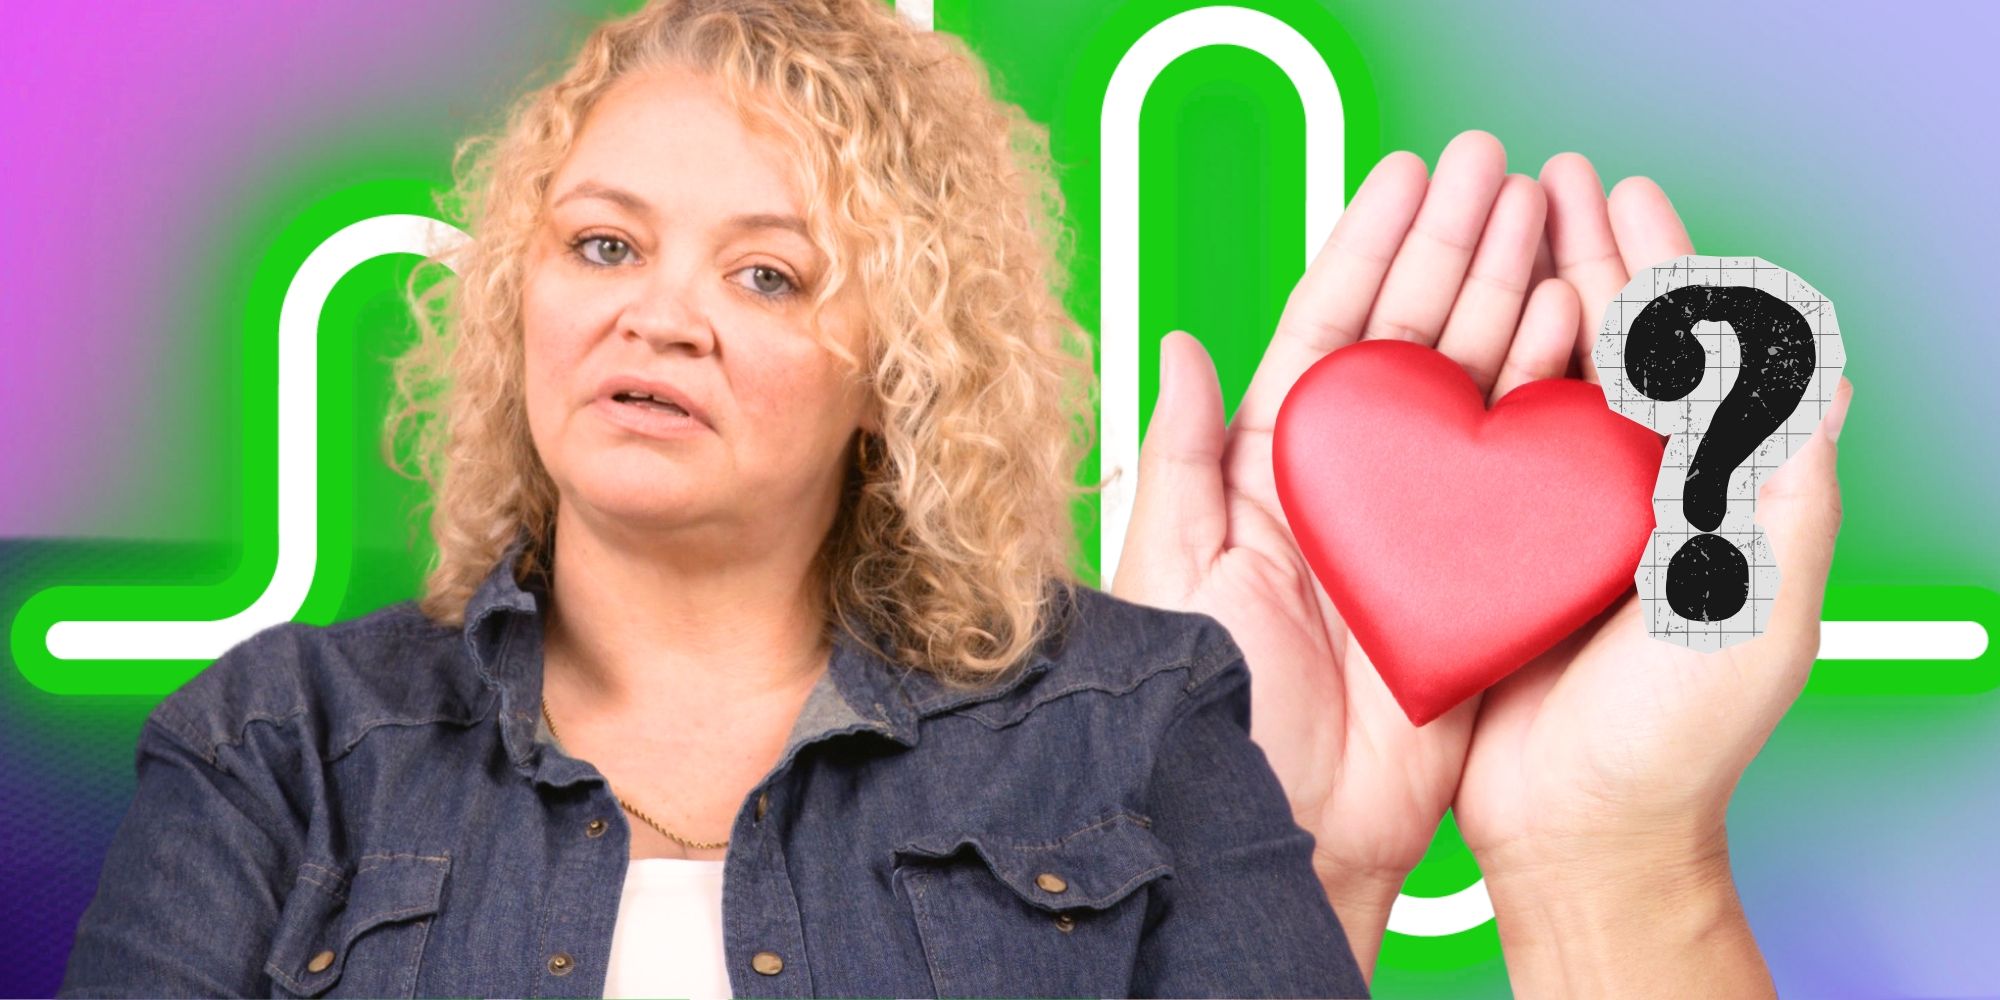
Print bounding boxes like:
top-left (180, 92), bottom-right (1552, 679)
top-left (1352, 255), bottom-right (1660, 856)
top-left (731, 264), bottom-right (799, 300)
top-left (567, 233), bottom-right (633, 268)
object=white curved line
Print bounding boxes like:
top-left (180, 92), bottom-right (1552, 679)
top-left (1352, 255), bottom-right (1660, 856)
top-left (44, 215), bottom-right (469, 661)
top-left (1819, 620), bottom-right (1988, 660)
top-left (1099, 5), bottom-right (1344, 581)
top-left (38, 4), bottom-right (1990, 936)
top-left (892, 0), bottom-right (932, 30)
top-left (1387, 877), bottom-right (1492, 938)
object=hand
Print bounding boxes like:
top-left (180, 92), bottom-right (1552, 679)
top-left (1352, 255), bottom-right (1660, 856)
top-left (1449, 153), bottom-right (1853, 997)
top-left (1111, 130), bottom-right (1583, 979)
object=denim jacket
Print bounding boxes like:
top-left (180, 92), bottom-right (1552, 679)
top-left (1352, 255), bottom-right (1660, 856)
top-left (59, 539), bottom-right (1368, 998)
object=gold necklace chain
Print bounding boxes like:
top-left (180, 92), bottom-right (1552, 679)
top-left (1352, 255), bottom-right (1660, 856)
top-left (539, 694), bottom-right (730, 851)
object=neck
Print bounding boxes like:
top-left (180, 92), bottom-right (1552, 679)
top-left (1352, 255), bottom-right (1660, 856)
top-left (540, 500), bottom-right (833, 722)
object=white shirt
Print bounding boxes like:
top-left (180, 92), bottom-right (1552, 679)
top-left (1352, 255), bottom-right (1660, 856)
top-left (602, 857), bottom-right (733, 999)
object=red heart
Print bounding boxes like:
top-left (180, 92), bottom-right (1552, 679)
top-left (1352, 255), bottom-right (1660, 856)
top-left (1272, 339), bottom-right (1664, 726)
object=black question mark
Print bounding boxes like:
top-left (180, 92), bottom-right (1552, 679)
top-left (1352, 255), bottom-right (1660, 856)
top-left (1624, 285), bottom-right (1815, 622)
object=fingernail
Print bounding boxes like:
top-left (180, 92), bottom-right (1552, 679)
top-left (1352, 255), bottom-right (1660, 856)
top-left (1824, 379), bottom-right (1853, 444)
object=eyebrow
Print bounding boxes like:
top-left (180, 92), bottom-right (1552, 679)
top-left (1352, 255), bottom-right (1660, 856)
top-left (551, 180), bottom-right (810, 238)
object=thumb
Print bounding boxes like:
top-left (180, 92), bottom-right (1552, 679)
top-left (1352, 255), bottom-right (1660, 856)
top-left (1756, 375), bottom-right (1853, 655)
top-left (1113, 332), bottom-right (1229, 600)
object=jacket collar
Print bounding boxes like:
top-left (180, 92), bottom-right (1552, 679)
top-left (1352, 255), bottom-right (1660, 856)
top-left (459, 533), bottom-right (1061, 772)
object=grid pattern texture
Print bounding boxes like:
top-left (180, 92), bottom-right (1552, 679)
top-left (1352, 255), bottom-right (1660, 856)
top-left (1592, 255), bottom-right (1846, 650)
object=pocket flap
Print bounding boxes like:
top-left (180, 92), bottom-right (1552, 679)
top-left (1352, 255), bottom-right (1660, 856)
top-left (894, 810), bottom-right (1172, 911)
top-left (265, 852), bottom-right (451, 996)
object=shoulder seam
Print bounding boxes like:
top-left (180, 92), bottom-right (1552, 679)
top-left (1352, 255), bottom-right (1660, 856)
top-left (1169, 619), bottom-right (1249, 695)
top-left (143, 703), bottom-right (306, 774)
top-left (948, 635), bottom-right (1242, 731)
top-left (328, 702), bottom-right (496, 764)
top-left (201, 709), bottom-right (308, 769)
top-left (1174, 647), bottom-right (1249, 713)
top-left (157, 615), bottom-right (472, 765)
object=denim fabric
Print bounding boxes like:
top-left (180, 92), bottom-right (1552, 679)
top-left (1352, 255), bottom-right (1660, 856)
top-left (59, 539), bottom-right (1368, 999)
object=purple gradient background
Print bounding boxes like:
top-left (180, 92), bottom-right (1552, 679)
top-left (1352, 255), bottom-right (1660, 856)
top-left (1, 0), bottom-right (574, 539)
top-left (3, 1), bottom-right (1996, 997)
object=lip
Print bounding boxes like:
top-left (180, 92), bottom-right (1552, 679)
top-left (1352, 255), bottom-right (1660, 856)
top-left (592, 374), bottom-right (714, 429)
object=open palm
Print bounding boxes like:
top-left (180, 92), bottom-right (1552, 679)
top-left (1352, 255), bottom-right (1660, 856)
top-left (1451, 155), bottom-right (1852, 872)
top-left (1110, 131), bottom-right (1590, 977)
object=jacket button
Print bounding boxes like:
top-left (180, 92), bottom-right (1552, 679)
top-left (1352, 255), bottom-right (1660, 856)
top-left (1035, 872), bottom-right (1068, 893)
top-left (755, 791), bottom-right (769, 821)
top-left (751, 950), bottom-right (784, 975)
top-left (548, 952), bottom-right (575, 976)
top-left (1054, 912), bottom-right (1077, 933)
top-left (306, 949), bottom-right (335, 973)
top-left (585, 818), bottom-right (608, 838)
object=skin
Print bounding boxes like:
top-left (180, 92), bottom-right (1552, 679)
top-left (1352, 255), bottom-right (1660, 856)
top-left (1115, 130), bottom-right (1851, 994)
top-left (519, 67), bottom-right (1847, 986)
top-left (521, 64), bottom-right (876, 860)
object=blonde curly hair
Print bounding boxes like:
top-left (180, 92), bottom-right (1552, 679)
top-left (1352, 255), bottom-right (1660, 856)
top-left (386, 0), bottom-right (1099, 688)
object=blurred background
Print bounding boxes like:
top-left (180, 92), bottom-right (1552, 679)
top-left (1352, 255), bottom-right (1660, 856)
top-left (3, 1), bottom-right (1995, 996)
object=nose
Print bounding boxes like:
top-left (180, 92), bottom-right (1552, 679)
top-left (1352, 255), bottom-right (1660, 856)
top-left (618, 269), bottom-right (716, 356)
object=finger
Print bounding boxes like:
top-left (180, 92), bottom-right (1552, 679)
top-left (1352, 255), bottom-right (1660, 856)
top-left (1487, 278), bottom-right (1580, 403)
top-left (1528, 232), bottom-right (1563, 381)
top-left (1234, 152), bottom-right (1428, 433)
top-left (1528, 228), bottom-right (1555, 292)
top-left (1755, 376), bottom-right (1853, 652)
top-left (1114, 332), bottom-right (1229, 602)
top-left (1435, 174), bottom-right (1546, 397)
top-left (1606, 176), bottom-right (1695, 276)
top-left (1363, 130), bottom-right (1509, 347)
top-left (1540, 152), bottom-right (1628, 384)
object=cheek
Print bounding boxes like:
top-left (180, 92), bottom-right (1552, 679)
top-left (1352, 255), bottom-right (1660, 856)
top-left (521, 341), bottom-right (558, 447)
top-left (520, 293), bottom-right (595, 450)
top-left (736, 352), bottom-right (861, 450)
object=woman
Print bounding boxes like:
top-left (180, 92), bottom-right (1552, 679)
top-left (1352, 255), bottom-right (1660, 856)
top-left (58, 0), bottom-right (1849, 998)
top-left (63, 2), bottom-right (1338, 995)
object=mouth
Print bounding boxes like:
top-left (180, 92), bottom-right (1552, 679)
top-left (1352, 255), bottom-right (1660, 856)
top-left (594, 388), bottom-right (711, 440)
top-left (609, 390), bottom-right (692, 417)
top-left (594, 375), bottom-right (714, 429)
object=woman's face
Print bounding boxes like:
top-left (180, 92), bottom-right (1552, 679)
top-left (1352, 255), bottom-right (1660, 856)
top-left (523, 66), bottom-right (872, 541)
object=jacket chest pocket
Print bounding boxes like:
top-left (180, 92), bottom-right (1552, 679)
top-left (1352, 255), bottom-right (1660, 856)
top-left (891, 811), bottom-right (1172, 998)
top-left (264, 852), bottom-right (451, 998)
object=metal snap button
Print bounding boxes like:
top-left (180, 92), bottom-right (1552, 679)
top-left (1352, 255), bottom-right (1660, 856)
top-left (548, 952), bottom-right (575, 976)
top-left (1035, 872), bottom-right (1068, 893)
top-left (1054, 912), bottom-right (1077, 933)
top-left (586, 817), bottom-right (608, 838)
top-left (751, 950), bottom-right (784, 975)
top-left (306, 949), bottom-right (335, 973)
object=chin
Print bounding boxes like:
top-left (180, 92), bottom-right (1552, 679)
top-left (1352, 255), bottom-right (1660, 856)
top-left (562, 464), bottom-right (715, 526)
